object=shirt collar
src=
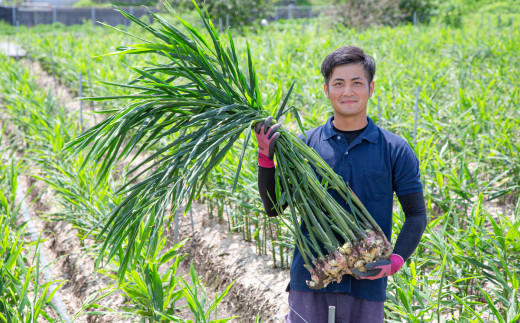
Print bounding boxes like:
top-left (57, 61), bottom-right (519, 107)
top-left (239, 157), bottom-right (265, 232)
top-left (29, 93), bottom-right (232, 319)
top-left (321, 116), bottom-right (379, 144)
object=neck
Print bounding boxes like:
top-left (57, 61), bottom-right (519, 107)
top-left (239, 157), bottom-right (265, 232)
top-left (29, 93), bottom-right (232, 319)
top-left (332, 115), bottom-right (368, 131)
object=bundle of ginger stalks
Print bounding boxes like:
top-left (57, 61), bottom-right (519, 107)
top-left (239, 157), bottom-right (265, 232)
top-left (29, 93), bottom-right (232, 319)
top-left (276, 136), bottom-right (393, 288)
top-left (65, 1), bottom-right (392, 289)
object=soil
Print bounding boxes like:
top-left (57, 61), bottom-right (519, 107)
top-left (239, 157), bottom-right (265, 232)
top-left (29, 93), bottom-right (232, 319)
top-left (3, 56), bottom-right (291, 322)
top-left (18, 174), bottom-right (125, 323)
top-left (178, 203), bottom-right (290, 322)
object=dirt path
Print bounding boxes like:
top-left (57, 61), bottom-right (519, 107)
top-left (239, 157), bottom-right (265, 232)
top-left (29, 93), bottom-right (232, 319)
top-left (178, 203), bottom-right (290, 322)
top-left (18, 174), bottom-right (124, 323)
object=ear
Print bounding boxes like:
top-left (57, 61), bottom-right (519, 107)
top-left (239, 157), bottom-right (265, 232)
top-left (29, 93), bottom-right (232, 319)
top-left (369, 81), bottom-right (375, 98)
top-left (323, 83), bottom-right (330, 99)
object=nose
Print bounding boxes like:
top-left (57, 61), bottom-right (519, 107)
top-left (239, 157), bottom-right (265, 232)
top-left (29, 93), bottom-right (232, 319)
top-left (342, 84), bottom-right (354, 97)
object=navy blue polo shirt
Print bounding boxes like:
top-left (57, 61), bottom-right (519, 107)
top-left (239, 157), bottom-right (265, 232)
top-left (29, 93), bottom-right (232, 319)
top-left (289, 116), bottom-right (423, 302)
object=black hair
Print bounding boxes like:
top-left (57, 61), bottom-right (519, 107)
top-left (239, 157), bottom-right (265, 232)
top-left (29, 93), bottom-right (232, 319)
top-left (321, 46), bottom-right (376, 86)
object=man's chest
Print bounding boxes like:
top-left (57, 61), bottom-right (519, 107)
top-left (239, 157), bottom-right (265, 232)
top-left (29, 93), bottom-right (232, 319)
top-left (311, 138), bottom-right (394, 202)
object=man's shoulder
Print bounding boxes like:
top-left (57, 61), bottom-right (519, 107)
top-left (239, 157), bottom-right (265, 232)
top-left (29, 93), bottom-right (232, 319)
top-left (376, 127), bottom-right (419, 166)
top-left (378, 127), bottom-right (411, 150)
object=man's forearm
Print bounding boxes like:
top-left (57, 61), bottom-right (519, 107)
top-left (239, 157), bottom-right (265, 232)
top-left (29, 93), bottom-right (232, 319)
top-left (258, 166), bottom-right (282, 217)
top-left (393, 192), bottom-right (427, 261)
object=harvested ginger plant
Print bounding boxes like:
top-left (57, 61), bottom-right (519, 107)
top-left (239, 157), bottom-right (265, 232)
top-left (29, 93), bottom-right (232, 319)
top-left (305, 229), bottom-right (393, 289)
top-left (65, 2), bottom-right (392, 288)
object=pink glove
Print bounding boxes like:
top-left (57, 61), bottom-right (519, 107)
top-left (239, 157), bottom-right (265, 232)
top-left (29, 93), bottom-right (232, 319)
top-left (351, 254), bottom-right (404, 280)
top-left (254, 116), bottom-right (281, 168)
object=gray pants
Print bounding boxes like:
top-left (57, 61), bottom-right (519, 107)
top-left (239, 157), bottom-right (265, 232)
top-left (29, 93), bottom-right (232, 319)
top-left (286, 290), bottom-right (384, 323)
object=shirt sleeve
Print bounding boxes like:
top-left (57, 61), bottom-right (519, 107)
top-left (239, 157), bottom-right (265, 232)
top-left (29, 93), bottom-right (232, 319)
top-left (393, 191), bottom-right (427, 261)
top-left (392, 141), bottom-right (423, 197)
top-left (258, 166), bottom-right (288, 217)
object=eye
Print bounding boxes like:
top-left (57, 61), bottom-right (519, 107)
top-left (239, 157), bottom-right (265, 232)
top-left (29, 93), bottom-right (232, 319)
top-left (354, 81), bottom-right (362, 85)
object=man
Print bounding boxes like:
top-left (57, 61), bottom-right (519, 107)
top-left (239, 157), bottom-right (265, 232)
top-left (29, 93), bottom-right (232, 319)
top-left (254, 46), bottom-right (427, 322)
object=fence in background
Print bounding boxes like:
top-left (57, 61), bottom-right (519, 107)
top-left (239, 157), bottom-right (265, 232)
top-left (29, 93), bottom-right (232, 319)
top-left (0, 5), bottom-right (152, 26)
top-left (269, 5), bottom-right (334, 21)
top-left (27, 0), bottom-right (78, 6)
top-left (0, 4), bottom-right (332, 27)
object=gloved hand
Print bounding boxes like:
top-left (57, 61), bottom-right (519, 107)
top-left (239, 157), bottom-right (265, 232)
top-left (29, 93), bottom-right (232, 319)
top-left (351, 254), bottom-right (404, 280)
top-left (254, 116), bottom-right (281, 167)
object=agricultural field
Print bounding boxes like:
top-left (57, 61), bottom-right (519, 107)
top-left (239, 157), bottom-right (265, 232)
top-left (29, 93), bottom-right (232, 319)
top-left (0, 3), bottom-right (520, 322)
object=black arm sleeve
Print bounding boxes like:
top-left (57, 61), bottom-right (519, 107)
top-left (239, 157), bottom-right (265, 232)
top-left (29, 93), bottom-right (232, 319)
top-left (258, 166), bottom-right (288, 217)
top-left (393, 191), bottom-right (427, 261)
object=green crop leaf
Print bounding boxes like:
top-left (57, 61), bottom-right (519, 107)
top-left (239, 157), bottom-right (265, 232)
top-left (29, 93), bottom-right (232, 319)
top-left (232, 122), bottom-right (252, 193)
top-left (275, 81), bottom-right (296, 122)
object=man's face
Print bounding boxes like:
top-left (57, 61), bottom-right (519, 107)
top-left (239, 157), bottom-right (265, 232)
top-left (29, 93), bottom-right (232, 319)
top-left (323, 63), bottom-right (374, 120)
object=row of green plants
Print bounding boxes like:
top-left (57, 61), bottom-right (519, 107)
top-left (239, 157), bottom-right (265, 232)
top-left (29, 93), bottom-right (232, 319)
top-left (0, 54), bottom-right (235, 321)
top-left (393, 196), bottom-right (520, 322)
top-left (0, 120), bottom-right (62, 319)
top-left (4, 9), bottom-right (520, 321)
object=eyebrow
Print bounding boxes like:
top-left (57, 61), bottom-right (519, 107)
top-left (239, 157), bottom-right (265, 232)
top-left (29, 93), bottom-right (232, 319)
top-left (332, 76), bottom-right (364, 82)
